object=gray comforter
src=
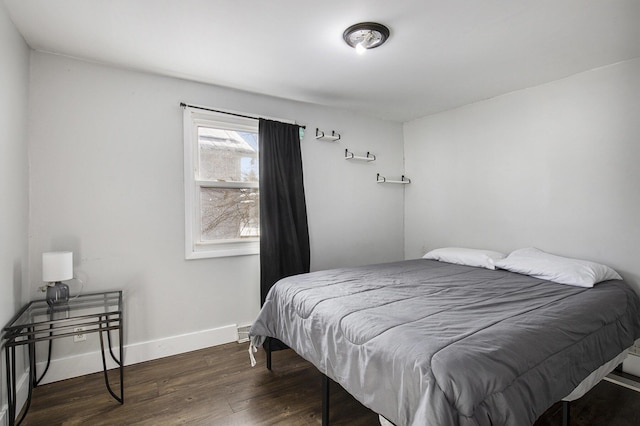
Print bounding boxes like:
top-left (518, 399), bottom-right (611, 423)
top-left (249, 259), bottom-right (640, 425)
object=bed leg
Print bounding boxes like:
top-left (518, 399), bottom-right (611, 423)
top-left (322, 374), bottom-right (330, 426)
top-left (265, 338), bottom-right (272, 371)
top-left (562, 401), bottom-right (570, 426)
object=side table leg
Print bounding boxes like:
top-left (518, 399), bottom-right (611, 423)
top-left (29, 337), bottom-right (36, 387)
top-left (36, 324), bottom-right (54, 385)
top-left (98, 316), bottom-right (124, 404)
top-left (104, 313), bottom-right (124, 403)
top-left (6, 345), bottom-right (16, 426)
top-left (119, 314), bottom-right (124, 404)
top-left (6, 343), bottom-right (35, 426)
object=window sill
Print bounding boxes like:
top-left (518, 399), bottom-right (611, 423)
top-left (186, 241), bottom-right (259, 259)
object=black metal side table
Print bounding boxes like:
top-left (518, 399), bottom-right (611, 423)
top-left (1, 291), bottom-right (124, 426)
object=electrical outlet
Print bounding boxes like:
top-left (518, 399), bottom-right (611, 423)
top-left (73, 327), bottom-right (86, 342)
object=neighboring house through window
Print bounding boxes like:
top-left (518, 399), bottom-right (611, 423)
top-left (183, 107), bottom-right (259, 258)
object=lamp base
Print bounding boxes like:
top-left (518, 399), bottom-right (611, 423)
top-left (46, 282), bottom-right (69, 306)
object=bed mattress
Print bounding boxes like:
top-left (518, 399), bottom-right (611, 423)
top-left (249, 259), bottom-right (640, 425)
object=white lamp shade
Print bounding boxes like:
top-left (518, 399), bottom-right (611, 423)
top-left (42, 251), bottom-right (73, 282)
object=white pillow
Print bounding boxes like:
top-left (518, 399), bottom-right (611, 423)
top-left (494, 247), bottom-right (622, 288)
top-left (422, 247), bottom-right (506, 270)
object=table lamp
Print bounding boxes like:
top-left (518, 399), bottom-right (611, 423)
top-left (43, 251), bottom-right (73, 306)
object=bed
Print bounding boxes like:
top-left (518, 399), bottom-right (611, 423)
top-left (249, 251), bottom-right (640, 425)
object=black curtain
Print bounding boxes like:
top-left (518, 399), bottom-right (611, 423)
top-left (259, 119), bottom-right (310, 306)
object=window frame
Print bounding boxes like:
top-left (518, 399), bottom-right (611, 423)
top-left (183, 107), bottom-right (260, 259)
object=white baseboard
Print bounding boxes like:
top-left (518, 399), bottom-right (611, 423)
top-left (36, 324), bottom-right (238, 385)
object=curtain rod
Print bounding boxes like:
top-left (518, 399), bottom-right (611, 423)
top-left (180, 102), bottom-right (306, 129)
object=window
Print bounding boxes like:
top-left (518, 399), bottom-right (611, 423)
top-left (184, 107), bottom-right (259, 258)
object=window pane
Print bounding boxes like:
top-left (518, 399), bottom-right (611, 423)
top-left (200, 187), bottom-right (260, 240)
top-left (198, 127), bottom-right (258, 182)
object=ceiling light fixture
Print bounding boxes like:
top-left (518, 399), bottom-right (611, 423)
top-left (343, 22), bottom-right (390, 54)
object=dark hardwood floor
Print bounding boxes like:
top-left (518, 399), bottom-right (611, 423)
top-left (19, 343), bottom-right (640, 425)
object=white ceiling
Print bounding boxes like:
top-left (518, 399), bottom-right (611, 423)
top-left (5, 0), bottom-right (640, 122)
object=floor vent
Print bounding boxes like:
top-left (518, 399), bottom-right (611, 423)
top-left (237, 324), bottom-right (251, 343)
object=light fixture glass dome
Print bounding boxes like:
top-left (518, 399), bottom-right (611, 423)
top-left (343, 22), bottom-right (390, 54)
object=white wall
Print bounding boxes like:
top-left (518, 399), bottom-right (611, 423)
top-left (0, 2), bottom-right (30, 421)
top-left (404, 58), bottom-right (640, 294)
top-left (27, 52), bottom-right (404, 380)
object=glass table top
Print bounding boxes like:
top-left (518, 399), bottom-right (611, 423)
top-left (3, 291), bottom-right (122, 333)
